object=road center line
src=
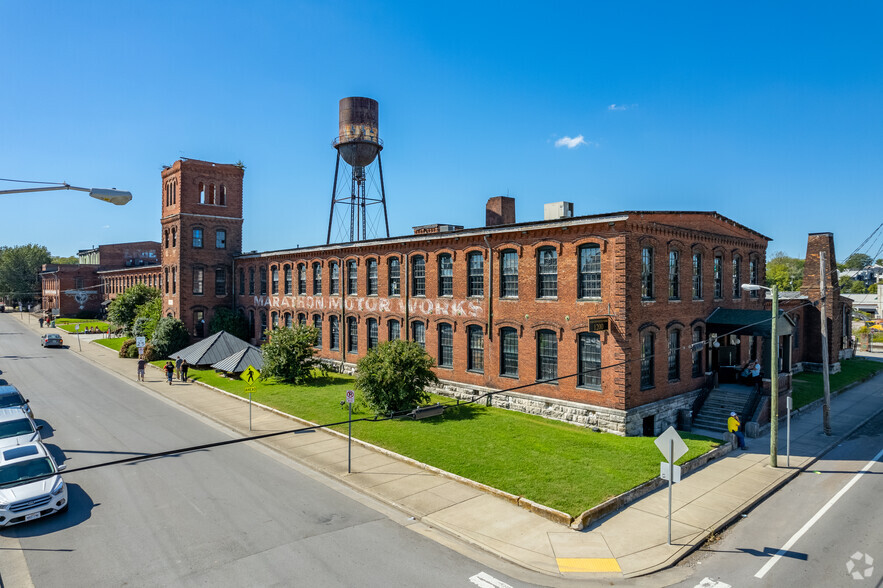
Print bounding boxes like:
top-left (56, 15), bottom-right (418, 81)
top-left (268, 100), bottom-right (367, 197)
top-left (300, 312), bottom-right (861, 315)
top-left (755, 444), bottom-right (883, 579)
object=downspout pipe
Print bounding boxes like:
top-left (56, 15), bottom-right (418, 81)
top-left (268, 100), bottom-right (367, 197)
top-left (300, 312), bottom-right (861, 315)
top-left (483, 235), bottom-right (493, 342)
top-left (404, 253), bottom-right (410, 340)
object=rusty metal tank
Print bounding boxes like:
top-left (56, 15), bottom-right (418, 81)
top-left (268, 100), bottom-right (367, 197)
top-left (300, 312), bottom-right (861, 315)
top-left (334, 97), bottom-right (382, 167)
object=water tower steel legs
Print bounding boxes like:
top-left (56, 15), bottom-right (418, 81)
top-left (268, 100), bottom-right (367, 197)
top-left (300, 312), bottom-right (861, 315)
top-left (378, 152), bottom-right (390, 238)
top-left (327, 152), bottom-right (341, 245)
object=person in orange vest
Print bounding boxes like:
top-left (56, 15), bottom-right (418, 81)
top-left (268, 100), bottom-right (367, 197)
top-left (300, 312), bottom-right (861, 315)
top-left (728, 411), bottom-right (747, 450)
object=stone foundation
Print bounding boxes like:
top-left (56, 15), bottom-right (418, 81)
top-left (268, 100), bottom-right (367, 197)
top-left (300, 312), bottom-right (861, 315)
top-left (801, 361), bottom-right (842, 375)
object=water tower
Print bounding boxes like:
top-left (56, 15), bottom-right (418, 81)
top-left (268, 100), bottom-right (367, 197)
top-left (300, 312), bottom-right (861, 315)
top-left (326, 97), bottom-right (390, 244)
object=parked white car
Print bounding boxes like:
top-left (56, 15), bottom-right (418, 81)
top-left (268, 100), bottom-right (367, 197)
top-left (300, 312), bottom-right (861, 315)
top-left (0, 385), bottom-right (34, 419)
top-left (0, 408), bottom-right (42, 448)
top-left (0, 443), bottom-right (67, 527)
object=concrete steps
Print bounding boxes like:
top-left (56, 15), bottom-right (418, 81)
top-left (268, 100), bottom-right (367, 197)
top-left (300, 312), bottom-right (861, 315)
top-left (693, 387), bottom-right (755, 433)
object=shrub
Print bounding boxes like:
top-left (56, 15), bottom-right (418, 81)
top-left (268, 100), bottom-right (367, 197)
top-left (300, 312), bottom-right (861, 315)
top-left (151, 317), bottom-right (189, 358)
top-left (260, 325), bottom-right (320, 384)
top-left (142, 343), bottom-right (160, 362)
top-left (355, 340), bottom-right (439, 415)
top-left (118, 338), bottom-right (136, 358)
top-left (125, 343), bottom-right (140, 358)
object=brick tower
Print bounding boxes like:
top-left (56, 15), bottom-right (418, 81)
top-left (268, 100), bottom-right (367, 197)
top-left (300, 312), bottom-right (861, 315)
top-left (799, 232), bottom-right (843, 368)
top-left (160, 159), bottom-right (244, 338)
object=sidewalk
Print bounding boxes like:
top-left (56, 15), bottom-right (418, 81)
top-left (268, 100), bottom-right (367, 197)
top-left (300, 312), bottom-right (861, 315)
top-left (16, 314), bottom-right (883, 581)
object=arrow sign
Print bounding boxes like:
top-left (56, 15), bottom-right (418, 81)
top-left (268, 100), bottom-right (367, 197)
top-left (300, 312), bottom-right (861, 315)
top-left (655, 426), bottom-right (688, 463)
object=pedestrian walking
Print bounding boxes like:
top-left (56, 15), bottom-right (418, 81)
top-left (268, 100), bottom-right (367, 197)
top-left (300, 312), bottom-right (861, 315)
top-left (137, 357), bottom-right (147, 382)
top-left (175, 356), bottom-right (183, 380)
top-left (728, 411), bottom-right (748, 450)
top-left (180, 360), bottom-right (189, 383)
top-left (164, 361), bottom-right (175, 385)
top-left (38, 317), bottom-right (44, 328)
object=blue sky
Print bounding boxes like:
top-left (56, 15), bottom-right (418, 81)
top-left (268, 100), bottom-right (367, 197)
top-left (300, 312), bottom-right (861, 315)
top-left (2, 1), bottom-right (882, 262)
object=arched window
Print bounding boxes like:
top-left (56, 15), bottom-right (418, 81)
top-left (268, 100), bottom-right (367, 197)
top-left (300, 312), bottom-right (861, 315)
top-left (215, 268), bottom-right (226, 295)
top-left (164, 268), bottom-right (169, 294)
top-left (732, 255), bottom-right (742, 298)
top-left (713, 255), bottom-right (723, 299)
top-left (578, 244), bottom-right (601, 299)
top-left (248, 268), bottom-right (255, 295)
top-left (194, 310), bottom-right (205, 337)
top-left (259, 267), bottom-right (267, 296)
top-left (313, 262), bottom-right (322, 295)
top-left (641, 247), bottom-right (654, 299)
top-left (668, 329), bottom-right (681, 380)
top-left (164, 229), bottom-right (169, 248)
top-left (438, 323), bottom-right (453, 367)
top-left (367, 318), bottom-right (378, 349)
top-left (347, 317), bottom-right (358, 354)
top-left (283, 265), bottom-right (292, 295)
top-left (467, 252), bottom-right (484, 297)
top-left (329, 316), bottom-right (339, 350)
top-left (438, 254), bottom-right (453, 296)
top-left (347, 260), bottom-right (357, 295)
top-left (749, 257), bottom-right (759, 297)
top-left (467, 325), bottom-right (484, 373)
top-left (537, 248), bottom-right (557, 298)
top-left (199, 182), bottom-right (205, 204)
top-left (501, 249), bottom-right (519, 298)
top-left (641, 331), bottom-right (655, 389)
top-left (412, 256), bottom-right (425, 296)
top-left (239, 268), bottom-right (245, 295)
top-left (692, 252), bottom-right (702, 300)
top-left (412, 321), bottom-right (425, 348)
top-left (271, 266), bottom-right (279, 295)
top-left (271, 311), bottom-right (279, 328)
top-left (298, 313), bottom-right (306, 326)
top-left (219, 184), bottom-right (226, 206)
top-left (172, 228), bottom-right (177, 247)
top-left (260, 311), bottom-right (267, 338)
top-left (248, 310), bottom-right (255, 338)
top-left (313, 314), bottom-right (322, 348)
top-left (329, 261), bottom-right (339, 295)
top-left (298, 264), bottom-right (306, 295)
top-left (388, 258), bottom-right (400, 296)
top-left (366, 259), bottom-right (378, 295)
top-left (171, 267), bottom-right (177, 294)
top-left (577, 332), bottom-right (601, 389)
top-left (284, 313), bottom-right (292, 328)
top-left (669, 250), bottom-right (680, 300)
top-left (536, 329), bottom-right (557, 381)
top-left (388, 319), bottom-right (400, 341)
top-left (208, 184), bottom-right (216, 205)
top-left (692, 326), bottom-right (704, 377)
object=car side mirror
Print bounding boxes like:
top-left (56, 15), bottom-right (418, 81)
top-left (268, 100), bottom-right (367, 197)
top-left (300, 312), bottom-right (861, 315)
top-left (57, 464), bottom-right (67, 472)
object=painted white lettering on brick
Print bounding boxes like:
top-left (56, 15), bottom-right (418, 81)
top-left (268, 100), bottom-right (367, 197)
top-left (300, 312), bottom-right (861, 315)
top-left (252, 295), bottom-right (484, 318)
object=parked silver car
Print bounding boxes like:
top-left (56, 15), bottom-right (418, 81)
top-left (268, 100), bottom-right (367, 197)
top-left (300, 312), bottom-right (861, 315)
top-left (41, 333), bottom-right (63, 348)
top-left (0, 408), bottom-right (42, 449)
top-left (0, 442), bottom-right (68, 526)
top-left (0, 386), bottom-right (34, 419)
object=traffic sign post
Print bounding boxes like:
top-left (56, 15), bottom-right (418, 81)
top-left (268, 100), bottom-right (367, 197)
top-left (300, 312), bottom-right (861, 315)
top-left (346, 390), bottom-right (355, 473)
top-left (655, 426), bottom-right (688, 545)
top-left (245, 385), bottom-right (257, 430)
top-left (240, 366), bottom-right (261, 432)
top-left (786, 395), bottom-right (792, 467)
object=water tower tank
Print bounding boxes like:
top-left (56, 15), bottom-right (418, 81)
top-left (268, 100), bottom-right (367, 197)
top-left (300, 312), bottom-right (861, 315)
top-left (334, 97), bottom-right (382, 167)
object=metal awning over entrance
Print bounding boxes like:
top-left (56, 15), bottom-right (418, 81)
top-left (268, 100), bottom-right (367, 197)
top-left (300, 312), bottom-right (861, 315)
top-left (705, 308), bottom-right (794, 338)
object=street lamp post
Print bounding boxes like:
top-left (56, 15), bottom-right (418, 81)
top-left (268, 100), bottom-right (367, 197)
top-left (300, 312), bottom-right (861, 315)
top-left (743, 283), bottom-right (779, 468)
top-left (0, 182), bottom-right (132, 205)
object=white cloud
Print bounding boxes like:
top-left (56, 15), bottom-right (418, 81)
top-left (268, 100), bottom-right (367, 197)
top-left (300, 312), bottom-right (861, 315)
top-left (102, 225), bottom-right (110, 229)
top-left (555, 135), bottom-right (587, 149)
top-left (608, 104), bottom-right (628, 111)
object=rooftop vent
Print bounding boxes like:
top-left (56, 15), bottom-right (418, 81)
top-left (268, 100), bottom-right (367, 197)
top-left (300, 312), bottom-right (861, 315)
top-left (544, 201), bottom-right (574, 220)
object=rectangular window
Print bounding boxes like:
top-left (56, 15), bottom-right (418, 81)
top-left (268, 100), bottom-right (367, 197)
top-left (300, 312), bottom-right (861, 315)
top-left (537, 248), bottom-right (558, 298)
top-left (284, 266), bottom-right (292, 295)
top-left (537, 330), bottom-right (558, 381)
top-left (692, 253), bottom-right (702, 300)
top-left (641, 247), bottom-right (654, 299)
top-left (248, 268), bottom-right (255, 295)
top-left (329, 317), bottom-right (339, 350)
top-left (732, 257), bottom-right (742, 298)
top-left (347, 317), bottom-right (358, 354)
top-left (438, 255), bottom-right (453, 296)
top-left (500, 328), bottom-right (518, 377)
top-left (412, 321), bottom-right (425, 348)
top-left (298, 264), bottom-right (306, 295)
top-left (668, 330), bottom-right (680, 380)
top-left (330, 262), bottom-right (339, 295)
top-left (641, 332), bottom-right (655, 389)
top-left (467, 325), bottom-right (484, 372)
top-left (467, 252), bottom-right (484, 297)
top-left (388, 259), bottom-right (400, 296)
top-left (714, 256), bottom-right (723, 299)
top-left (313, 315), bottom-right (322, 349)
top-left (172, 267), bottom-right (176, 294)
top-left (193, 268), bottom-right (204, 295)
top-left (216, 229), bottom-right (226, 249)
top-left (347, 261), bottom-right (358, 295)
top-left (578, 245), bottom-right (602, 298)
top-left (412, 257), bottom-right (425, 296)
top-left (313, 263), bottom-right (322, 295)
top-left (388, 319), bottom-right (400, 341)
top-left (260, 312), bottom-right (267, 339)
top-left (438, 324), bottom-right (453, 367)
top-left (215, 268), bottom-right (225, 296)
top-left (577, 333), bottom-right (602, 389)
top-left (367, 259), bottom-right (378, 295)
top-left (669, 250), bottom-right (680, 300)
top-left (271, 267), bottom-right (279, 295)
top-left (194, 310), bottom-right (205, 337)
top-left (501, 250), bottom-right (518, 297)
top-left (367, 318), bottom-right (378, 350)
top-left (260, 268), bottom-right (267, 296)
top-left (193, 228), bottom-right (203, 248)
top-left (749, 259), bottom-right (759, 297)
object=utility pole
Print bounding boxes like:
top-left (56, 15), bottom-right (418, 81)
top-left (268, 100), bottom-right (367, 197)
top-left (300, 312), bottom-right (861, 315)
top-left (820, 251), bottom-right (832, 435)
top-left (770, 283), bottom-right (779, 467)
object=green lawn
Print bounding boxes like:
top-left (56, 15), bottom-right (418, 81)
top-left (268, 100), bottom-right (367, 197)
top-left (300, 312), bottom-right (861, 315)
top-left (179, 366), bottom-right (718, 516)
top-left (792, 358), bottom-right (883, 409)
top-left (94, 337), bottom-right (127, 352)
top-left (54, 318), bottom-right (110, 333)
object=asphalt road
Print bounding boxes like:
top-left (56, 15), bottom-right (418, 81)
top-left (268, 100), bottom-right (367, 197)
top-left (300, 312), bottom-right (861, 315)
top-left (0, 314), bottom-right (535, 587)
top-left (674, 408), bottom-right (883, 588)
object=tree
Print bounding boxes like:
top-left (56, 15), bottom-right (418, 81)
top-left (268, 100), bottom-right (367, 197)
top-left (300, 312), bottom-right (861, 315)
top-left (209, 307), bottom-right (250, 340)
top-left (106, 284), bottom-right (160, 334)
top-left (133, 297), bottom-right (163, 340)
top-left (355, 340), bottom-right (439, 415)
top-left (848, 279), bottom-right (871, 294)
top-left (150, 316), bottom-right (190, 358)
top-left (0, 244), bottom-right (51, 304)
top-left (766, 251), bottom-right (804, 291)
top-left (260, 325), bottom-right (321, 384)
top-left (843, 253), bottom-right (873, 270)
top-left (50, 255), bottom-right (78, 265)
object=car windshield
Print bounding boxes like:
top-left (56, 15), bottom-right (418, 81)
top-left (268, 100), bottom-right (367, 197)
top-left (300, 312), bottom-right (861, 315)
top-left (0, 393), bottom-right (25, 409)
top-left (0, 458), bottom-right (54, 487)
top-left (0, 419), bottom-right (35, 439)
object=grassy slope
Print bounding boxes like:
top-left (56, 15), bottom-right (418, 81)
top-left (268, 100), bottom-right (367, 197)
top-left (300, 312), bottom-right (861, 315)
top-left (792, 358), bottom-right (883, 409)
top-left (94, 337), bottom-right (127, 352)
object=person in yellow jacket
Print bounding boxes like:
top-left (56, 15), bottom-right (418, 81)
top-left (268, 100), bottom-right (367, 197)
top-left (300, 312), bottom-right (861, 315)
top-left (728, 411), bottom-right (747, 450)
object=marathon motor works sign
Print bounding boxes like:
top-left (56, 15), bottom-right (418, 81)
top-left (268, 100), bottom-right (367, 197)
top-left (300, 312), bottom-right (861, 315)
top-left (252, 295), bottom-right (485, 318)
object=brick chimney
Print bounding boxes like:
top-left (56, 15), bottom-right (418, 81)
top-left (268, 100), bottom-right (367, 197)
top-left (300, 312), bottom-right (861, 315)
top-left (800, 232), bottom-right (843, 366)
top-left (486, 196), bottom-right (515, 227)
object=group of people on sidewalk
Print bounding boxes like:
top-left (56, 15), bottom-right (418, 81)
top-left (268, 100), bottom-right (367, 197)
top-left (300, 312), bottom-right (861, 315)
top-left (138, 356), bottom-right (189, 385)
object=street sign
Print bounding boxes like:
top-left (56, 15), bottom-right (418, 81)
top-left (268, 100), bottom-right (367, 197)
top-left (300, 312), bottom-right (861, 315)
top-left (346, 389), bottom-right (355, 404)
top-left (135, 336), bottom-right (147, 348)
top-left (75, 324), bottom-right (80, 332)
top-left (244, 386), bottom-right (256, 394)
top-left (654, 426), bottom-right (688, 463)
top-left (660, 462), bottom-right (682, 483)
top-left (240, 365), bottom-right (260, 384)
top-left (137, 347), bottom-right (145, 356)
